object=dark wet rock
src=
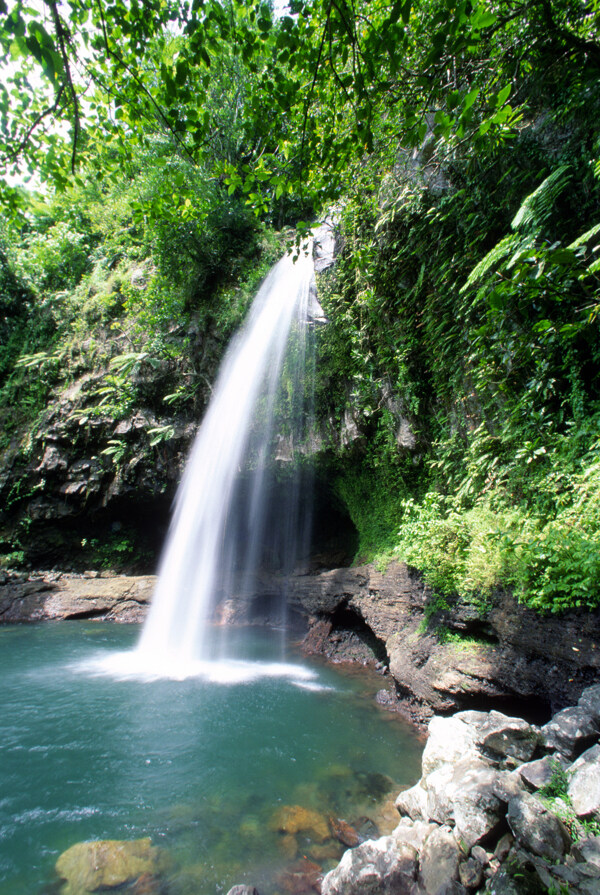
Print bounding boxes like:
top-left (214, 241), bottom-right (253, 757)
top-left (484, 867), bottom-right (525, 895)
top-left (55, 838), bottom-right (168, 895)
top-left (471, 844), bottom-right (490, 866)
top-left (541, 706), bottom-right (598, 759)
top-left (459, 856), bottom-right (484, 889)
top-left (418, 825), bottom-right (460, 894)
top-left (567, 744), bottom-right (600, 817)
top-left (289, 562), bottom-right (600, 728)
top-left (321, 835), bottom-right (418, 895)
top-left (506, 793), bottom-right (570, 861)
top-left (36, 444), bottom-right (68, 473)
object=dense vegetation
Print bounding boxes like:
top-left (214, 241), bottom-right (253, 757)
top-left (1, 0), bottom-right (599, 612)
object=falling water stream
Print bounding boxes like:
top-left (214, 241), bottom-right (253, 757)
top-left (143, 248), bottom-right (315, 669)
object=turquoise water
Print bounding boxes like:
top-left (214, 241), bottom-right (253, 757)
top-left (0, 623), bottom-right (423, 894)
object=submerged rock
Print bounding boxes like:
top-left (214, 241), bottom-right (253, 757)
top-left (270, 805), bottom-right (331, 843)
top-left (276, 858), bottom-right (322, 894)
top-left (328, 816), bottom-right (360, 847)
top-left (55, 838), bottom-right (168, 895)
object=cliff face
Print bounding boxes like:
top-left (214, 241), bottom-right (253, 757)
top-left (0, 372), bottom-right (194, 568)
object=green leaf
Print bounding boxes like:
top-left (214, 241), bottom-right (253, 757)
top-left (496, 83), bottom-right (511, 106)
top-left (463, 87), bottom-right (479, 111)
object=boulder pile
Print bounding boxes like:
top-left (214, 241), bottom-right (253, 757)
top-left (322, 684), bottom-right (600, 894)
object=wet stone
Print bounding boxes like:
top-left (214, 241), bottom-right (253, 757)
top-left (507, 793), bottom-right (570, 862)
top-left (518, 755), bottom-right (564, 791)
top-left (459, 856), bottom-right (484, 889)
top-left (541, 706), bottom-right (598, 759)
top-left (579, 684), bottom-right (600, 725)
top-left (328, 816), bottom-right (359, 847)
top-left (568, 744), bottom-right (600, 818)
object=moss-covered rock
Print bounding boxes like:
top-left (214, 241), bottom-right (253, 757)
top-left (55, 837), bottom-right (169, 895)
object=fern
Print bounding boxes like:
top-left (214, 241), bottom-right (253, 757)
top-left (462, 167), bottom-right (574, 293)
top-left (511, 165), bottom-right (571, 231)
top-left (505, 235), bottom-right (538, 270)
top-left (568, 222), bottom-right (600, 250)
top-left (461, 234), bottom-right (520, 291)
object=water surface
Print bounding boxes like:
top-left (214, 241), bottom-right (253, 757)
top-left (0, 623), bottom-right (422, 894)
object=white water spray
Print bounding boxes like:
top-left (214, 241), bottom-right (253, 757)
top-left (121, 249), bottom-right (317, 678)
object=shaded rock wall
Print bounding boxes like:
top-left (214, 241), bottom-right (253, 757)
top-left (285, 563), bottom-right (600, 725)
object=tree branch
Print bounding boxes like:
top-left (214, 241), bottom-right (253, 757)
top-left (46, 0), bottom-right (80, 173)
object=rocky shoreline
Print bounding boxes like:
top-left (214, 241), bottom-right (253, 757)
top-left (321, 689), bottom-right (600, 895)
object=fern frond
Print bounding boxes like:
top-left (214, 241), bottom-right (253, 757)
top-left (511, 165), bottom-right (572, 231)
top-left (506, 235), bottom-right (538, 270)
top-left (460, 234), bottom-right (520, 292)
top-left (568, 222), bottom-right (600, 250)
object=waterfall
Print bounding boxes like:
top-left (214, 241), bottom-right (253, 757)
top-left (132, 248), bottom-right (317, 676)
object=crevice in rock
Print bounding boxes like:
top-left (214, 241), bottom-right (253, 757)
top-left (327, 605), bottom-right (389, 665)
top-left (63, 607), bottom-right (110, 620)
top-left (438, 693), bottom-right (553, 726)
